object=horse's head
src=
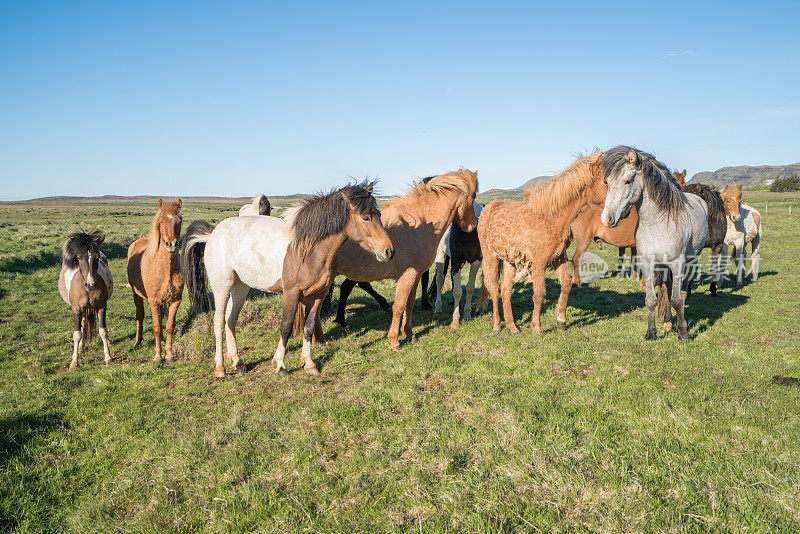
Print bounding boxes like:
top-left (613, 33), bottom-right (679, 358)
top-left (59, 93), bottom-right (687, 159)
top-left (156, 199), bottom-right (183, 253)
top-left (341, 182), bottom-right (394, 262)
top-left (258, 195), bottom-right (271, 216)
top-left (673, 169), bottom-right (687, 187)
top-left (449, 170), bottom-right (479, 232)
top-left (601, 149), bottom-right (645, 227)
top-left (721, 184), bottom-right (743, 222)
top-left (63, 230), bottom-right (105, 290)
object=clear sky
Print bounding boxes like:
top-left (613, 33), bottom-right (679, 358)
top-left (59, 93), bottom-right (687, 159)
top-left (1, 1), bottom-right (798, 200)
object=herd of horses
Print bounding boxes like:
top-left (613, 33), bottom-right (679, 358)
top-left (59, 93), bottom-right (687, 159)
top-left (58, 146), bottom-right (764, 375)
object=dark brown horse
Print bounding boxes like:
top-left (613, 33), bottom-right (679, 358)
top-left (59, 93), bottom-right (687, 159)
top-left (127, 199), bottom-right (184, 366)
top-left (59, 230), bottom-right (113, 369)
top-left (273, 182), bottom-right (394, 375)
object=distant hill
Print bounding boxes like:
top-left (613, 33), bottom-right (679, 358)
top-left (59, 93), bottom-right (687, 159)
top-left (2, 194), bottom-right (311, 206)
top-left (690, 163), bottom-right (800, 187)
top-left (477, 175), bottom-right (551, 202)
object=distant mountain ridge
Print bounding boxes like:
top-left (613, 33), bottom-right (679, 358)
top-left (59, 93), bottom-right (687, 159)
top-left (689, 163), bottom-right (800, 187)
top-left (477, 175), bottom-right (552, 202)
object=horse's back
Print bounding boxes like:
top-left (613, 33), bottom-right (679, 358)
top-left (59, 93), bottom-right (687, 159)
top-left (127, 237), bottom-right (148, 297)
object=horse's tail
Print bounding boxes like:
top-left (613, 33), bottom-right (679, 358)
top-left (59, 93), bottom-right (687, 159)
top-left (181, 220), bottom-right (215, 319)
top-left (657, 283), bottom-right (668, 318)
top-left (293, 302), bottom-right (306, 337)
top-left (82, 308), bottom-right (97, 342)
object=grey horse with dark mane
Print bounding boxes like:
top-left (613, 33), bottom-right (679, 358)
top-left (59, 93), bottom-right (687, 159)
top-left (601, 146), bottom-right (708, 340)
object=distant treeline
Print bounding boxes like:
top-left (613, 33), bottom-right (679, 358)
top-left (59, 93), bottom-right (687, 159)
top-left (770, 175), bottom-right (800, 192)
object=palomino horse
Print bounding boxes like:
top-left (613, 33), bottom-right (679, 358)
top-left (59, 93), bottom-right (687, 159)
top-left (672, 169), bottom-right (728, 296)
top-left (569, 204), bottom-right (639, 285)
top-left (59, 230), bottom-right (113, 369)
top-left (720, 184), bottom-right (762, 287)
top-left (602, 147), bottom-right (708, 340)
top-left (239, 194), bottom-right (271, 216)
top-left (334, 170), bottom-right (479, 349)
top-left (127, 199), bottom-right (184, 365)
top-left (273, 183), bottom-right (394, 375)
top-left (476, 153), bottom-right (607, 334)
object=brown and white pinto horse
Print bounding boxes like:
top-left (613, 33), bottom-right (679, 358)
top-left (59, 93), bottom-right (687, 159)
top-left (59, 230), bottom-right (113, 369)
top-left (477, 153), bottom-right (606, 334)
top-left (334, 170), bottom-right (479, 349)
top-left (720, 184), bottom-right (762, 287)
top-left (273, 182), bottom-right (393, 375)
top-left (127, 199), bottom-right (184, 366)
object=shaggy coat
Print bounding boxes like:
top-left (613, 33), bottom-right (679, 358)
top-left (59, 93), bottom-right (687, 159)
top-left (720, 184), bottom-right (762, 287)
top-left (680, 179), bottom-right (727, 296)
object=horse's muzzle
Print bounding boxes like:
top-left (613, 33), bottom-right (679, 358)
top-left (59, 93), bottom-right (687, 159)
top-left (731, 214), bottom-right (741, 222)
top-left (376, 247), bottom-right (394, 262)
top-left (165, 241), bottom-right (178, 253)
top-left (84, 281), bottom-right (96, 290)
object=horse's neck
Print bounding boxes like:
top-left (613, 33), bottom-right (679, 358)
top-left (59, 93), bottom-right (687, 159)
top-left (544, 193), bottom-right (594, 232)
top-left (421, 193), bottom-right (461, 238)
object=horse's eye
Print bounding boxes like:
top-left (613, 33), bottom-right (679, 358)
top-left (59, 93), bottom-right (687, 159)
top-left (362, 215), bottom-right (371, 221)
top-left (625, 178), bottom-right (634, 185)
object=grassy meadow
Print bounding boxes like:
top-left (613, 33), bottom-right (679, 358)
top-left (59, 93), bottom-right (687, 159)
top-left (1, 192), bottom-right (799, 532)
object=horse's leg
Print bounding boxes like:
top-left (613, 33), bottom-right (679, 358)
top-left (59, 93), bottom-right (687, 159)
top-left (98, 306), bottom-right (112, 365)
top-left (643, 261), bottom-right (658, 340)
top-left (554, 258), bottom-right (571, 331)
top-left (735, 243), bottom-right (746, 288)
top-left (463, 260), bottom-right (480, 321)
top-left (388, 270), bottom-right (417, 348)
top-left (149, 301), bottom-right (164, 364)
top-left (401, 274), bottom-right (421, 342)
top-left (212, 284), bottom-right (231, 378)
top-left (433, 261), bottom-right (445, 314)
top-left (274, 289), bottom-right (300, 376)
top-left (750, 233), bottom-right (761, 282)
top-left (335, 279), bottom-right (357, 326)
top-left (420, 270), bottom-right (431, 311)
top-left (69, 308), bottom-right (82, 370)
top-left (571, 238), bottom-right (590, 286)
top-left (300, 297), bottom-right (323, 375)
top-left (671, 261), bottom-right (690, 340)
top-left (631, 247), bottom-right (640, 280)
top-left (709, 243), bottom-right (722, 297)
top-left (529, 266), bottom-right (546, 334)
top-left (662, 270), bottom-right (674, 331)
top-left (224, 281), bottom-right (248, 373)
top-left (359, 282), bottom-right (391, 312)
top-left (163, 299), bottom-right (181, 367)
top-left (450, 263), bottom-right (463, 329)
top-left (615, 247), bottom-right (625, 279)
top-left (483, 253), bottom-right (502, 333)
top-left (133, 294), bottom-right (145, 348)
top-left (501, 260), bottom-right (519, 334)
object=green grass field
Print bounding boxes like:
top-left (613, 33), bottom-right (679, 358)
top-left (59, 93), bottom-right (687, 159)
top-left (1, 192), bottom-right (799, 532)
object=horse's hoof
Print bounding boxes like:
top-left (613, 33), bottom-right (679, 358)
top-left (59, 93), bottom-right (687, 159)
top-left (164, 358), bottom-right (175, 369)
top-left (557, 320), bottom-right (566, 331)
top-left (234, 361), bottom-right (246, 373)
top-left (389, 343), bottom-right (401, 351)
top-left (644, 330), bottom-right (657, 341)
top-left (450, 322), bottom-right (459, 330)
top-left (214, 368), bottom-right (225, 378)
top-left (678, 333), bottom-right (691, 341)
top-left (133, 341), bottom-right (141, 349)
top-left (508, 327), bottom-right (520, 334)
top-left (407, 336), bottom-right (418, 344)
top-left (104, 359), bottom-right (111, 367)
top-left (69, 362), bottom-right (78, 370)
top-left (491, 329), bottom-right (501, 336)
top-left (276, 368), bottom-right (288, 377)
top-left (305, 367), bottom-right (321, 376)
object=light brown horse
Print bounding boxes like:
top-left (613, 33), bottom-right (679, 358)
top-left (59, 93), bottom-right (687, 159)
top-left (127, 199), bottom-right (184, 366)
top-left (273, 182), bottom-right (394, 375)
top-left (569, 204), bottom-right (639, 285)
top-left (334, 170), bottom-right (479, 349)
top-left (58, 230), bottom-right (113, 369)
top-left (477, 153), bottom-right (606, 334)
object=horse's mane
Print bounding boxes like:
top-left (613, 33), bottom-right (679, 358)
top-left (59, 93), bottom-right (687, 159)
top-left (385, 170), bottom-right (478, 213)
top-left (603, 145), bottom-right (686, 221)
top-left (146, 201), bottom-right (181, 256)
top-left (287, 181), bottom-right (379, 260)
top-left (683, 183), bottom-right (726, 225)
top-left (524, 152), bottom-right (602, 216)
top-left (63, 230), bottom-right (103, 269)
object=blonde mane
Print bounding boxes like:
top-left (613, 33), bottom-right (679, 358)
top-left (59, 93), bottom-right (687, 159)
top-left (385, 169), bottom-right (478, 213)
top-left (524, 152), bottom-right (602, 216)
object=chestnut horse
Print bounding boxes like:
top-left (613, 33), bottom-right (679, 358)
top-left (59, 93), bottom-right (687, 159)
top-left (59, 230), bottom-right (113, 369)
top-left (569, 204), bottom-right (639, 285)
top-left (334, 170), bottom-right (479, 349)
top-left (476, 153), bottom-right (606, 334)
top-left (127, 199), bottom-right (184, 366)
top-left (720, 184), bottom-right (762, 287)
top-left (273, 183), bottom-right (394, 375)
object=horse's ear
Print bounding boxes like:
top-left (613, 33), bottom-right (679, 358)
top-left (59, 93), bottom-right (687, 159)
top-left (96, 234), bottom-right (105, 246)
top-left (158, 198), bottom-right (164, 208)
top-left (362, 181), bottom-right (375, 193)
top-left (590, 157), bottom-right (601, 177)
top-left (680, 169), bottom-right (687, 179)
top-left (627, 150), bottom-right (638, 165)
top-left (176, 198), bottom-right (182, 208)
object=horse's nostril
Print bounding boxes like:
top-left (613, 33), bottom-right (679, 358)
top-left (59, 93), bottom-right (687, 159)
top-left (385, 248), bottom-right (394, 260)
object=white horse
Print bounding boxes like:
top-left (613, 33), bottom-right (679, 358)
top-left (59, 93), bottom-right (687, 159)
top-left (720, 184), bottom-right (762, 287)
top-left (238, 194), bottom-right (271, 217)
top-left (601, 146), bottom-right (708, 341)
top-left (182, 215), bottom-right (289, 377)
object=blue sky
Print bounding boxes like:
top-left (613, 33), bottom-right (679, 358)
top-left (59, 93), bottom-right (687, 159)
top-left (1, 1), bottom-right (798, 200)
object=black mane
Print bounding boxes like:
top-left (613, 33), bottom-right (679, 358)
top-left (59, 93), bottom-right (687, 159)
top-left (62, 230), bottom-right (104, 269)
top-left (291, 180), bottom-right (379, 259)
top-left (603, 145), bottom-right (686, 221)
top-left (683, 183), bottom-right (726, 225)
